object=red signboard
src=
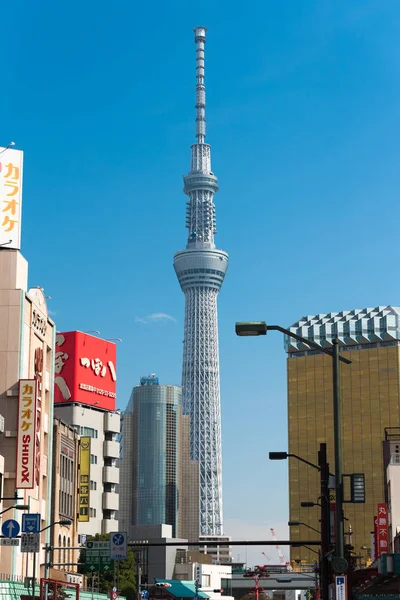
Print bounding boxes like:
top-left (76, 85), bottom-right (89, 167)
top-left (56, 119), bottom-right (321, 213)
top-left (54, 331), bottom-right (117, 411)
top-left (376, 504), bottom-right (389, 557)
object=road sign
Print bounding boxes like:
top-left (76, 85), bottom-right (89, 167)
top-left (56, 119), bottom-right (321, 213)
top-left (2, 519), bottom-right (20, 538)
top-left (22, 513), bottom-right (40, 533)
top-left (85, 540), bottom-right (113, 572)
top-left (0, 538), bottom-right (19, 546)
top-left (21, 532), bottom-right (40, 553)
top-left (335, 576), bottom-right (347, 600)
top-left (110, 532), bottom-right (127, 560)
top-left (141, 591), bottom-right (149, 599)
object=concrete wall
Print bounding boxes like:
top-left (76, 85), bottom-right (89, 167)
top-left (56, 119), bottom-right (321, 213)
top-left (387, 461), bottom-right (400, 550)
top-left (0, 250), bottom-right (55, 580)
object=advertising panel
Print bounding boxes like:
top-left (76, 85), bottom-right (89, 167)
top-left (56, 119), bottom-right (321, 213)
top-left (16, 380), bottom-right (37, 488)
top-left (376, 503), bottom-right (389, 557)
top-left (54, 331), bottom-right (117, 410)
top-left (78, 436), bottom-right (91, 522)
top-left (0, 146), bottom-right (23, 249)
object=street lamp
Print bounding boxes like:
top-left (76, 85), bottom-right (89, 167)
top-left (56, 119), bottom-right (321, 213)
top-left (236, 320), bottom-right (351, 574)
top-left (270, 448), bottom-right (330, 599)
top-left (42, 520), bottom-right (72, 600)
top-left (288, 521), bottom-right (321, 535)
top-left (0, 504), bottom-right (29, 517)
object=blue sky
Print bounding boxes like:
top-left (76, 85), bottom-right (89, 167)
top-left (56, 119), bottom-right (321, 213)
top-left (4, 0), bottom-right (400, 563)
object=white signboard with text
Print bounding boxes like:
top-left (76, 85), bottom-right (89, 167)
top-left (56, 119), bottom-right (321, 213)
top-left (335, 576), bottom-right (347, 600)
top-left (16, 380), bottom-right (37, 488)
top-left (0, 146), bottom-right (23, 249)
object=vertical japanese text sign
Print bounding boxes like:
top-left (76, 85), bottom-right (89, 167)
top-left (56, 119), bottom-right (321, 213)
top-left (0, 147), bottom-right (23, 249)
top-left (78, 436), bottom-right (91, 522)
top-left (16, 380), bottom-right (37, 488)
top-left (376, 503), bottom-right (389, 557)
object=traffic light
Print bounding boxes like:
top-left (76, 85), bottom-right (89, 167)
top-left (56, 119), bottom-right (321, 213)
top-left (155, 583), bottom-right (172, 588)
top-left (213, 590), bottom-right (224, 594)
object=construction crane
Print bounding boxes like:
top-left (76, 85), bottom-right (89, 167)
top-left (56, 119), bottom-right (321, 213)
top-left (270, 527), bottom-right (291, 568)
top-left (261, 552), bottom-right (270, 564)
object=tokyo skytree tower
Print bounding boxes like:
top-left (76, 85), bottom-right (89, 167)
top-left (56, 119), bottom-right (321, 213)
top-left (174, 27), bottom-right (228, 536)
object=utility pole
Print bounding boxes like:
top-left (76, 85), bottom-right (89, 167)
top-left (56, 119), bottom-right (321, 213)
top-left (318, 443), bottom-right (330, 600)
top-left (332, 339), bottom-right (345, 569)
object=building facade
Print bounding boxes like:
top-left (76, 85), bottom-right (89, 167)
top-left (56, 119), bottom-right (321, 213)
top-left (50, 418), bottom-right (80, 577)
top-left (173, 27), bottom-right (228, 538)
top-left (119, 375), bottom-right (198, 539)
top-left (53, 331), bottom-right (120, 537)
top-left (286, 306), bottom-right (400, 562)
top-left (0, 249), bottom-right (56, 580)
top-left (199, 535), bottom-right (232, 564)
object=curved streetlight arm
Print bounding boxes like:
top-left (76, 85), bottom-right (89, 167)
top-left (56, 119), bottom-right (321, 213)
top-left (288, 453), bottom-right (320, 472)
top-left (0, 504), bottom-right (29, 517)
top-left (266, 325), bottom-right (352, 365)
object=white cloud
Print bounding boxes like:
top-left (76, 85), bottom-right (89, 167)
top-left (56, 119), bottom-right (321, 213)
top-left (135, 312), bottom-right (176, 325)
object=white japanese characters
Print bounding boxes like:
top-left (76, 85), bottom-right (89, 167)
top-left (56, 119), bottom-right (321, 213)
top-left (80, 357), bottom-right (117, 381)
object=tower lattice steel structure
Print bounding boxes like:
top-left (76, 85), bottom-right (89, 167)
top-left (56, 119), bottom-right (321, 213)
top-left (174, 27), bottom-right (228, 536)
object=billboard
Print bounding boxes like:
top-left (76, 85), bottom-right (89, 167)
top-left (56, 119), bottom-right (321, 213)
top-left (16, 380), bottom-right (37, 488)
top-left (376, 503), bottom-right (389, 557)
top-left (54, 331), bottom-right (117, 410)
top-left (78, 436), bottom-right (91, 522)
top-left (0, 146), bottom-right (23, 249)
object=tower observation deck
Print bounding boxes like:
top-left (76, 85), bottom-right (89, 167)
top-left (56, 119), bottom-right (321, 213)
top-left (174, 27), bottom-right (228, 537)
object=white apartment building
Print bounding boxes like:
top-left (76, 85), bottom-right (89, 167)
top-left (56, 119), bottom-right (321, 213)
top-left (55, 403), bottom-right (120, 537)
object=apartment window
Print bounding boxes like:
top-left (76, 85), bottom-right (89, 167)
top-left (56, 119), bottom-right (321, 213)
top-left (89, 507), bottom-right (97, 518)
top-left (104, 483), bottom-right (116, 493)
top-left (90, 480), bottom-right (97, 491)
top-left (83, 427), bottom-right (98, 438)
top-left (90, 454), bottom-right (97, 465)
top-left (63, 535), bottom-right (66, 570)
top-left (72, 425), bottom-right (98, 438)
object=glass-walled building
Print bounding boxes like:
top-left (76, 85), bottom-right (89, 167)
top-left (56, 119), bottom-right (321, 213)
top-left (119, 375), bottom-right (199, 539)
top-left (286, 306), bottom-right (400, 563)
top-left (135, 375), bottom-right (180, 532)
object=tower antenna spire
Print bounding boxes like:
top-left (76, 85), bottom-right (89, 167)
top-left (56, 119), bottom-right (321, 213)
top-left (174, 27), bottom-right (229, 538)
top-left (194, 26), bottom-right (207, 143)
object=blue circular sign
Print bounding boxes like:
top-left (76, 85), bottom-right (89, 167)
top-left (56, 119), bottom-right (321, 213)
top-left (2, 519), bottom-right (20, 538)
top-left (141, 591), bottom-right (149, 599)
top-left (112, 533), bottom-right (125, 546)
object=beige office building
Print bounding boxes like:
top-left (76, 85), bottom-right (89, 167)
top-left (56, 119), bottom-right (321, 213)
top-left (287, 306), bottom-right (400, 563)
top-left (49, 418), bottom-right (80, 580)
top-left (0, 249), bottom-right (56, 580)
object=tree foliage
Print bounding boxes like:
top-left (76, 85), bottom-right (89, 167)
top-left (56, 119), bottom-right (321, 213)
top-left (78, 533), bottom-right (136, 597)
